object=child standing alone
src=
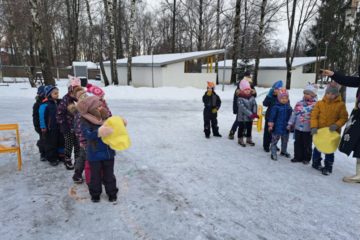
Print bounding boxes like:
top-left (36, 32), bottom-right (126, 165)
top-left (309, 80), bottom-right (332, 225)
top-left (202, 82), bottom-right (222, 138)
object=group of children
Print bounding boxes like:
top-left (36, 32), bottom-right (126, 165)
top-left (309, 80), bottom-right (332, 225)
top-left (32, 77), bottom-right (123, 202)
top-left (202, 73), bottom-right (349, 176)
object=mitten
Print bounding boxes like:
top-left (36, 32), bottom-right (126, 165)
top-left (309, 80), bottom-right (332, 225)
top-left (249, 113), bottom-right (259, 119)
top-left (98, 125), bottom-right (114, 137)
top-left (311, 128), bottom-right (318, 135)
top-left (206, 91), bottom-right (212, 96)
top-left (329, 124), bottom-right (338, 132)
top-left (212, 108), bottom-right (217, 113)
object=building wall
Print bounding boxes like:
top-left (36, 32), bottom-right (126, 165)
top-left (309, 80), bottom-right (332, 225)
top-left (163, 62), bottom-right (216, 88)
top-left (257, 69), bottom-right (287, 87)
top-left (290, 67), bottom-right (317, 88)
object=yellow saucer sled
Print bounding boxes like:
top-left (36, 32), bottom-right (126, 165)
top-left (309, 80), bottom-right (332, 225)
top-left (313, 127), bottom-right (340, 154)
top-left (101, 116), bottom-right (131, 151)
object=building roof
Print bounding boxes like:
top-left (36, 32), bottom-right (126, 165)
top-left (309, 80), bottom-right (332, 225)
top-left (207, 57), bottom-right (326, 70)
top-left (72, 61), bottom-right (98, 69)
top-left (104, 49), bottom-right (225, 67)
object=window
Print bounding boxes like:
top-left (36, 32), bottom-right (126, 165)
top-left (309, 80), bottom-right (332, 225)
top-left (302, 63), bottom-right (316, 73)
top-left (184, 58), bottom-right (203, 73)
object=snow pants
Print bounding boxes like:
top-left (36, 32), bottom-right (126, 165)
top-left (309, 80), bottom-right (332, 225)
top-left (263, 119), bottom-right (272, 151)
top-left (312, 148), bottom-right (334, 172)
top-left (43, 129), bottom-right (64, 163)
top-left (294, 130), bottom-right (312, 162)
top-left (37, 133), bottom-right (46, 159)
top-left (271, 133), bottom-right (289, 156)
top-left (63, 131), bottom-right (80, 161)
top-left (88, 159), bottom-right (118, 198)
top-left (203, 110), bottom-right (220, 137)
top-left (237, 121), bottom-right (253, 138)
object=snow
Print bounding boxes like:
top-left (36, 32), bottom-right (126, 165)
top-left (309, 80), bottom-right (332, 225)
top-left (0, 79), bottom-right (359, 240)
top-left (212, 57), bottom-right (327, 69)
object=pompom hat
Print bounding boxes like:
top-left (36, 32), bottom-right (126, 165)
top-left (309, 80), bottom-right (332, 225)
top-left (239, 79), bottom-right (251, 91)
top-left (86, 83), bottom-right (105, 98)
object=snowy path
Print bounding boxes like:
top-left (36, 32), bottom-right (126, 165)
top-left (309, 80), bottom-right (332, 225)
top-left (0, 96), bottom-right (359, 240)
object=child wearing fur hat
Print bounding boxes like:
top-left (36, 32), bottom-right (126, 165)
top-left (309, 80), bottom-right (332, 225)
top-left (310, 82), bottom-right (348, 175)
top-left (236, 79), bottom-right (258, 146)
top-left (32, 86), bottom-right (46, 162)
top-left (39, 85), bottom-right (65, 166)
top-left (229, 72), bottom-right (257, 140)
top-left (268, 88), bottom-right (293, 160)
top-left (263, 80), bottom-right (283, 152)
top-left (202, 81), bottom-right (222, 138)
top-left (56, 77), bottom-right (82, 170)
top-left (77, 96), bottom-right (118, 202)
top-left (287, 83), bottom-right (318, 164)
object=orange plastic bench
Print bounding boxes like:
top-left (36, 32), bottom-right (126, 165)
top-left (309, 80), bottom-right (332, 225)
top-left (0, 124), bottom-right (22, 170)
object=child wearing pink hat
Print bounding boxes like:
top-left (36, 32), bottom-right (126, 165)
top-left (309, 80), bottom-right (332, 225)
top-left (86, 83), bottom-right (112, 117)
top-left (236, 80), bottom-right (258, 146)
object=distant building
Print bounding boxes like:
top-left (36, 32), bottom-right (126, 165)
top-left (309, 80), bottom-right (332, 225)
top-left (204, 57), bottom-right (326, 88)
top-left (102, 50), bottom-right (225, 88)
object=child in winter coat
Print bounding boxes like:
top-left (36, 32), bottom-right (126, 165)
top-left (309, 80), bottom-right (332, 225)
top-left (202, 81), bottom-right (222, 138)
top-left (39, 85), bottom-right (64, 166)
top-left (310, 82), bottom-right (348, 175)
top-left (263, 80), bottom-right (283, 152)
top-left (229, 71), bottom-right (257, 140)
top-left (236, 79), bottom-right (258, 147)
top-left (32, 86), bottom-right (46, 162)
top-left (56, 76), bottom-right (82, 170)
top-left (287, 83), bottom-right (318, 164)
top-left (268, 88), bottom-right (293, 161)
top-left (77, 96), bottom-right (118, 202)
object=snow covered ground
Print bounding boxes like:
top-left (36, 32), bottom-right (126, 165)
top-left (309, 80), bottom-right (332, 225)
top-left (0, 79), bottom-right (359, 240)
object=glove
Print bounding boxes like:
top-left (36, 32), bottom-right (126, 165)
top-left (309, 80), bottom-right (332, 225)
top-left (212, 108), bottom-right (217, 113)
top-left (206, 91), bottom-right (212, 96)
top-left (329, 124), bottom-right (338, 132)
top-left (98, 125), bottom-right (114, 137)
top-left (249, 113), bottom-right (259, 119)
top-left (311, 128), bottom-right (318, 135)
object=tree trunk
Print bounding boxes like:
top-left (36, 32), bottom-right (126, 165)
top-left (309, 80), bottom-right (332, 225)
top-left (215, 0), bottom-right (220, 84)
top-left (240, 0), bottom-right (248, 60)
top-left (103, 0), bottom-right (119, 85)
top-left (127, 0), bottom-right (136, 85)
top-left (85, 0), bottom-right (94, 61)
top-left (253, 0), bottom-right (267, 86)
top-left (231, 0), bottom-right (242, 84)
top-left (115, 0), bottom-right (124, 59)
top-left (28, 0), bottom-right (55, 86)
top-left (285, 0), bottom-right (297, 89)
top-left (198, 0), bottom-right (203, 51)
top-left (172, 0), bottom-right (176, 53)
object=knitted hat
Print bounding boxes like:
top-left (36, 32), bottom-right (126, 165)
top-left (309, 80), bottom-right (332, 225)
top-left (239, 79), bottom-right (251, 91)
top-left (44, 85), bottom-right (58, 97)
top-left (68, 75), bottom-right (81, 87)
top-left (76, 96), bottom-right (104, 125)
top-left (277, 88), bottom-right (289, 101)
top-left (37, 86), bottom-right (45, 97)
top-left (86, 83), bottom-right (105, 97)
top-left (303, 83), bottom-right (318, 97)
top-left (325, 82), bottom-right (339, 96)
top-left (207, 81), bottom-right (215, 89)
top-left (272, 80), bottom-right (283, 89)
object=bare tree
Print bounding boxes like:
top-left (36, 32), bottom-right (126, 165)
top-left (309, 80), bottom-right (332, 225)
top-left (28, 0), bottom-right (55, 85)
top-left (285, 0), bottom-right (319, 89)
top-left (65, 0), bottom-right (80, 64)
top-left (230, 0), bottom-right (241, 84)
top-left (198, 0), bottom-right (203, 51)
top-left (103, 0), bottom-right (119, 85)
top-left (127, 0), bottom-right (136, 85)
top-left (172, 0), bottom-right (176, 53)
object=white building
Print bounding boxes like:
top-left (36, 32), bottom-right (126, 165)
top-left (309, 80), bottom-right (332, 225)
top-left (72, 61), bottom-right (99, 78)
top-left (204, 57), bottom-right (326, 88)
top-left (102, 50), bottom-right (225, 88)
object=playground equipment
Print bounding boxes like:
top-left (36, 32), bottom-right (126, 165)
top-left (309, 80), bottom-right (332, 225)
top-left (0, 124), bottom-right (22, 170)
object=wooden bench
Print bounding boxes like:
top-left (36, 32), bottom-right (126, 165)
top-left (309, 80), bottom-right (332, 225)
top-left (0, 124), bottom-right (22, 170)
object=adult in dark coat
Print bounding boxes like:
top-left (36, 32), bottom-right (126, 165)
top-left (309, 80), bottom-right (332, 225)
top-left (322, 69), bottom-right (360, 183)
top-left (202, 82), bottom-right (222, 138)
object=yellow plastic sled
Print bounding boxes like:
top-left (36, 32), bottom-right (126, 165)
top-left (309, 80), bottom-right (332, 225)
top-left (101, 116), bottom-right (131, 151)
top-left (313, 127), bottom-right (340, 154)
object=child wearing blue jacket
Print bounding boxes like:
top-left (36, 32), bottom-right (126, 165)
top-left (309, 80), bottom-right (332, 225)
top-left (39, 85), bottom-right (64, 166)
top-left (268, 88), bottom-right (293, 161)
top-left (77, 96), bottom-right (118, 203)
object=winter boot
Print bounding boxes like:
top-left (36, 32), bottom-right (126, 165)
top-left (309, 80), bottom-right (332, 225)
top-left (343, 159), bottom-right (360, 183)
top-left (64, 159), bottom-right (75, 170)
top-left (204, 128), bottom-right (210, 139)
top-left (49, 159), bottom-right (59, 166)
top-left (228, 131), bottom-right (235, 140)
top-left (72, 171), bottom-right (84, 184)
top-left (238, 138), bottom-right (246, 147)
top-left (91, 196), bottom-right (100, 203)
top-left (246, 137), bottom-right (255, 146)
top-left (109, 195), bottom-right (117, 202)
top-left (312, 158), bottom-right (323, 171)
top-left (291, 158), bottom-right (302, 163)
top-left (280, 152), bottom-right (291, 158)
top-left (271, 153), bottom-right (278, 161)
top-left (322, 167), bottom-right (331, 176)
